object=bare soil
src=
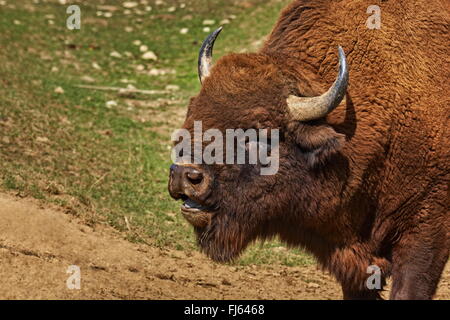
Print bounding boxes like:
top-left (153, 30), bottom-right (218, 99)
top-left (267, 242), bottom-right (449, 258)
top-left (0, 193), bottom-right (448, 300)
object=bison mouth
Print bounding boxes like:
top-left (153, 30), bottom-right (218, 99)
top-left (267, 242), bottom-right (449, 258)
top-left (180, 197), bottom-right (213, 228)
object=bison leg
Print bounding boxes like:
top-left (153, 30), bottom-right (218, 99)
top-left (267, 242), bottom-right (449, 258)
top-left (389, 227), bottom-right (449, 300)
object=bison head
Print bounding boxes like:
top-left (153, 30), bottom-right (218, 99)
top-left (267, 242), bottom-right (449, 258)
top-left (168, 28), bottom-right (348, 262)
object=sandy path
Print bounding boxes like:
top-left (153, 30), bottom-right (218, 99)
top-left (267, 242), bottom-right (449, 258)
top-left (0, 193), bottom-right (447, 300)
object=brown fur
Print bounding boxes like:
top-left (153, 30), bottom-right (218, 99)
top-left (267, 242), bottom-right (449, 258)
top-left (173, 0), bottom-right (449, 299)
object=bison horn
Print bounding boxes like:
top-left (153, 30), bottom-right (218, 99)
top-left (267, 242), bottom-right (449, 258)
top-left (198, 27), bottom-right (223, 84)
top-left (286, 46), bottom-right (349, 121)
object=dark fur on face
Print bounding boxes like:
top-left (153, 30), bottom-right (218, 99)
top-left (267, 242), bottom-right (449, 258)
top-left (183, 53), bottom-right (346, 262)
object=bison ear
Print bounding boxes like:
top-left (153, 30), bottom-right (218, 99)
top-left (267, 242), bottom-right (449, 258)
top-left (287, 122), bottom-right (345, 168)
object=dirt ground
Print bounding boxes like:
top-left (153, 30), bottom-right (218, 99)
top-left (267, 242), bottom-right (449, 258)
top-left (0, 193), bottom-right (448, 300)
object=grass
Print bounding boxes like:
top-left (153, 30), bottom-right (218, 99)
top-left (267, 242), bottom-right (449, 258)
top-left (0, 0), bottom-right (314, 266)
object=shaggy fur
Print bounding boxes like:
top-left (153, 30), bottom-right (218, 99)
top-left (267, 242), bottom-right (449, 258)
top-left (171, 0), bottom-right (449, 300)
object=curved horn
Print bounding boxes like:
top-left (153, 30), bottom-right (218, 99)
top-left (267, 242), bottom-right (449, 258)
top-left (198, 27), bottom-right (223, 84)
top-left (286, 46), bottom-right (349, 121)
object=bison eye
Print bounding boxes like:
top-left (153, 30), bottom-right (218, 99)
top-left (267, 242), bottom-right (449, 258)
top-left (245, 140), bottom-right (272, 153)
top-left (244, 140), bottom-right (272, 167)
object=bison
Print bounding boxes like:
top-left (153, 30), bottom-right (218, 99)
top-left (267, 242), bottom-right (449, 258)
top-left (168, 0), bottom-right (449, 299)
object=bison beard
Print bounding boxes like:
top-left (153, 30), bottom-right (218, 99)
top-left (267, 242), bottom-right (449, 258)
top-left (195, 213), bottom-right (254, 263)
top-left (169, 0), bottom-right (450, 300)
top-left (194, 184), bottom-right (281, 263)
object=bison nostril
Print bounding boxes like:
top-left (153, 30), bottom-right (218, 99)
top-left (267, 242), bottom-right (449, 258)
top-left (186, 170), bottom-right (203, 185)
